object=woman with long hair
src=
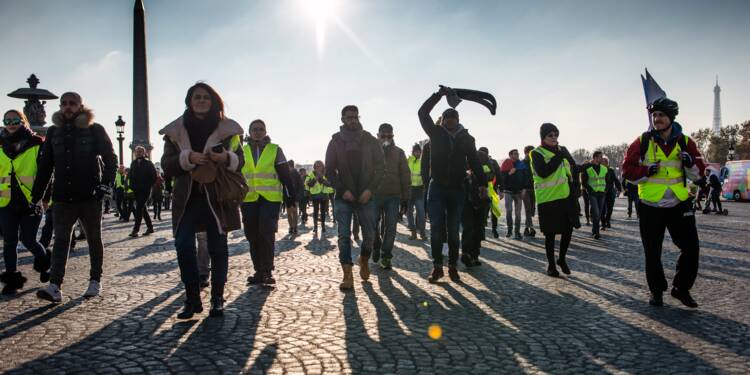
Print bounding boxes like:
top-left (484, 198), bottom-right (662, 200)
top-left (0, 110), bottom-right (50, 295)
top-left (529, 123), bottom-right (579, 277)
top-left (159, 83), bottom-right (244, 319)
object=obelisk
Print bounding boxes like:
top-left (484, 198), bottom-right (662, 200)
top-left (132, 0), bottom-right (152, 156)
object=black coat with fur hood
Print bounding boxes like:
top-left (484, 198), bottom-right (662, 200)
top-left (31, 108), bottom-right (118, 203)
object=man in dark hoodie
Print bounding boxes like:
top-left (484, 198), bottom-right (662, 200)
top-left (372, 123), bottom-right (410, 270)
top-left (418, 86), bottom-right (487, 283)
top-left (32, 92), bottom-right (117, 303)
top-left (325, 105), bottom-right (385, 290)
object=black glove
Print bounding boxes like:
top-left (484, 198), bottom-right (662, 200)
top-left (94, 184), bottom-right (112, 200)
top-left (647, 164), bottom-right (659, 177)
top-left (680, 152), bottom-right (694, 168)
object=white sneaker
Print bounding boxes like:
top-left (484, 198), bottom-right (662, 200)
top-left (36, 283), bottom-right (63, 303)
top-left (83, 280), bottom-right (101, 298)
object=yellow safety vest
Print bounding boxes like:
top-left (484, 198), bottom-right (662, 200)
top-left (0, 145), bottom-right (39, 207)
top-left (115, 173), bottom-right (125, 188)
top-left (306, 172), bottom-right (329, 196)
top-left (242, 143), bottom-right (282, 203)
top-left (586, 165), bottom-right (607, 193)
top-left (638, 135), bottom-right (689, 203)
top-left (483, 164), bottom-right (502, 218)
top-left (530, 147), bottom-right (571, 205)
top-left (407, 156), bottom-right (422, 187)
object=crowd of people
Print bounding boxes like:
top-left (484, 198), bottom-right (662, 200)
top-left (0, 84), bottom-right (708, 319)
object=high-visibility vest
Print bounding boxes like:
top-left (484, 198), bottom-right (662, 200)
top-left (530, 146), bottom-right (571, 205)
top-left (323, 185), bottom-right (334, 194)
top-left (115, 173), bottom-right (125, 188)
top-left (0, 145), bottom-right (39, 207)
top-left (241, 143), bottom-right (282, 203)
top-left (407, 156), bottom-right (422, 187)
top-left (638, 135), bottom-right (689, 203)
top-left (586, 165), bottom-right (607, 193)
top-left (483, 164), bottom-right (502, 217)
top-left (305, 172), bottom-right (328, 196)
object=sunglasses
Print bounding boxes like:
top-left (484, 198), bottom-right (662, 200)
top-left (3, 118), bottom-right (23, 126)
top-left (379, 134), bottom-right (394, 139)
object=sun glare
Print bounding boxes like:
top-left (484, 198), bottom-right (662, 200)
top-left (299, 0), bottom-right (341, 58)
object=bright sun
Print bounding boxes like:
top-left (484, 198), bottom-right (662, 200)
top-left (299, 0), bottom-right (341, 57)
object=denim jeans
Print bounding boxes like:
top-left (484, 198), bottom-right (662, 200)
top-left (174, 195), bottom-right (228, 287)
top-left (504, 191), bottom-right (523, 234)
top-left (0, 199), bottom-right (46, 272)
top-left (334, 199), bottom-right (376, 265)
top-left (427, 180), bottom-right (465, 266)
top-left (49, 199), bottom-right (104, 285)
top-left (406, 187), bottom-right (425, 231)
top-left (373, 196), bottom-right (400, 260)
top-left (589, 192), bottom-right (605, 234)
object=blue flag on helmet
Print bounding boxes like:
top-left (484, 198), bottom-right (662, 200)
top-left (641, 68), bottom-right (667, 130)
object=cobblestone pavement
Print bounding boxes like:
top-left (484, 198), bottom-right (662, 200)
top-left (1, 199), bottom-right (749, 374)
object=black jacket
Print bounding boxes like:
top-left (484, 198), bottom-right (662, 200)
top-left (31, 109), bottom-right (117, 204)
top-left (128, 157), bottom-right (157, 194)
top-left (325, 124), bottom-right (385, 199)
top-left (418, 93), bottom-right (486, 189)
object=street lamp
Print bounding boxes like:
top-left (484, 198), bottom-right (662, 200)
top-left (115, 116), bottom-right (126, 166)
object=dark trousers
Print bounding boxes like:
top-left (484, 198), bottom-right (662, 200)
top-left (0, 200), bottom-right (46, 272)
top-left (462, 200), bottom-right (489, 259)
top-left (627, 190), bottom-right (639, 217)
top-left (114, 188), bottom-right (125, 217)
top-left (710, 190), bottom-right (722, 212)
top-left (152, 195), bottom-right (162, 219)
top-left (132, 192), bottom-right (153, 233)
top-left (603, 191), bottom-right (616, 226)
top-left (49, 199), bottom-right (104, 285)
top-left (427, 181), bottom-right (464, 266)
top-left (373, 197), bottom-right (400, 260)
top-left (174, 195), bottom-right (228, 291)
top-left (241, 198), bottom-right (280, 274)
top-left (582, 192), bottom-right (591, 221)
top-left (299, 197), bottom-right (308, 222)
top-left (312, 198), bottom-right (328, 229)
top-left (639, 201), bottom-right (700, 294)
top-left (544, 231), bottom-right (571, 267)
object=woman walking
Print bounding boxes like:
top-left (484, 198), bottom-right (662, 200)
top-left (0, 110), bottom-right (51, 295)
top-left (160, 83), bottom-right (244, 319)
top-left (152, 170), bottom-right (164, 221)
top-left (530, 123), bottom-right (579, 277)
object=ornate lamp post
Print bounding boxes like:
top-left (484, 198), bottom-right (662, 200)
top-left (6, 74), bottom-right (58, 137)
top-left (116, 116), bottom-right (126, 166)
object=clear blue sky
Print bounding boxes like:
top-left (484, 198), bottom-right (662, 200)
top-left (1, 0), bottom-right (748, 164)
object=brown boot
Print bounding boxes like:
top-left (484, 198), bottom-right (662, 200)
top-left (357, 255), bottom-right (370, 281)
top-left (339, 264), bottom-right (354, 290)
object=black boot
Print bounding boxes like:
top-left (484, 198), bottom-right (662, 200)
top-left (505, 227), bottom-right (512, 238)
top-left (33, 249), bottom-right (52, 283)
top-left (177, 283), bottom-right (203, 319)
top-left (1, 271), bottom-right (27, 295)
top-left (556, 258), bottom-right (571, 275)
top-left (209, 283), bottom-right (225, 317)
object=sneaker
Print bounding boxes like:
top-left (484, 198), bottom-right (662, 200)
top-left (670, 287), bottom-right (698, 308)
top-left (379, 257), bottom-right (392, 270)
top-left (448, 266), bottom-right (460, 282)
top-left (83, 280), bottom-right (101, 298)
top-left (428, 266), bottom-right (444, 283)
top-left (36, 283), bottom-right (62, 303)
top-left (649, 292), bottom-right (664, 307)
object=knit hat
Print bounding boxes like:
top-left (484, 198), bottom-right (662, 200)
top-left (442, 108), bottom-right (459, 120)
top-left (540, 123), bottom-right (559, 139)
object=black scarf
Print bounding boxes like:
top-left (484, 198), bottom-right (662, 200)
top-left (339, 123), bottom-right (364, 151)
top-left (0, 126), bottom-right (41, 159)
top-left (182, 110), bottom-right (219, 152)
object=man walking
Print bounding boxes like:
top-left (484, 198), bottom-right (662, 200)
top-left (33, 92), bottom-right (117, 302)
top-left (371, 123), bottom-right (410, 270)
top-left (128, 146), bottom-right (156, 237)
top-left (418, 86), bottom-right (487, 283)
top-left (325, 105), bottom-right (384, 290)
top-left (601, 157), bottom-right (621, 229)
top-left (406, 144), bottom-right (426, 241)
top-left (499, 149), bottom-right (525, 239)
top-left (582, 151), bottom-right (606, 239)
